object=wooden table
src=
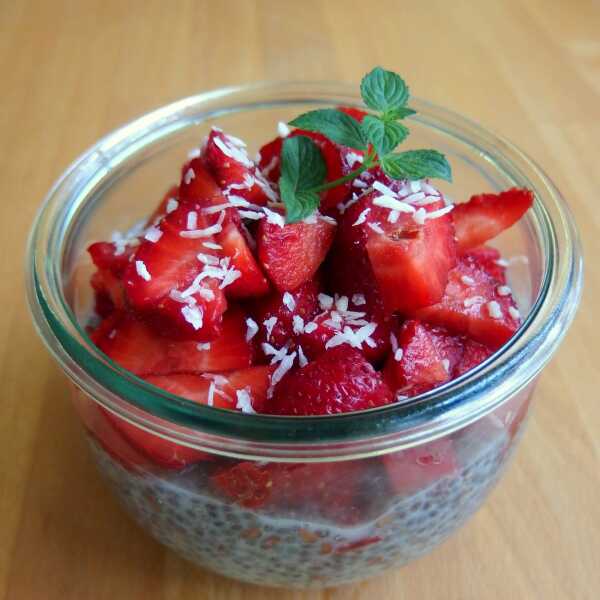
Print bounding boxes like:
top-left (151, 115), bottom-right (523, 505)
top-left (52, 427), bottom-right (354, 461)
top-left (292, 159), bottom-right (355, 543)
top-left (1, 1), bottom-right (598, 598)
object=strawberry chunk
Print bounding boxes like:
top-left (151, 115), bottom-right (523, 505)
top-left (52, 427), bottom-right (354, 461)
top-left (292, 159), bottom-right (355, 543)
top-left (413, 259), bottom-right (521, 349)
top-left (384, 320), bottom-right (464, 398)
top-left (212, 462), bottom-right (273, 508)
top-left (257, 136), bottom-right (283, 184)
top-left (93, 308), bottom-right (253, 375)
top-left (202, 128), bottom-right (276, 206)
top-left (461, 245), bottom-right (507, 283)
top-left (250, 279), bottom-right (321, 350)
top-left (90, 268), bottom-right (126, 315)
top-left (265, 346), bottom-right (393, 415)
top-left (453, 188), bottom-right (533, 253)
top-left (453, 338), bottom-right (494, 377)
top-left (382, 438), bottom-right (457, 494)
top-left (88, 241), bottom-right (135, 276)
top-left (257, 217), bottom-right (336, 292)
top-left (366, 196), bottom-right (456, 314)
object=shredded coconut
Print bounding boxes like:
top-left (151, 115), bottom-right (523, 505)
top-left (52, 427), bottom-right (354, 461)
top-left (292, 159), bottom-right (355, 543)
top-left (390, 332), bottom-right (399, 354)
top-left (461, 275), bottom-right (475, 286)
top-left (236, 389), bottom-right (256, 414)
top-left (245, 318), bottom-right (259, 341)
top-left (297, 345), bottom-right (308, 367)
top-left (292, 315), bottom-right (305, 335)
top-left (271, 351), bottom-right (296, 385)
top-left (282, 292), bottom-right (296, 312)
top-left (181, 305), bottom-right (203, 330)
top-left (353, 207), bottom-right (371, 226)
top-left (464, 296), bottom-right (486, 308)
top-left (413, 207), bottom-right (427, 225)
top-left (352, 179), bottom-right (368, 189)
top-left (135, 260), bottom-right (151, 281)
top-left (497, 285), bottom-right (511, 296)
top-left (318, 293), bottom-right (334, 310)
top-left (197, 253), bottom-right (219, 266)
top-left (352, 293), bottom-right (366, 306)
top-left (207, 381), bottom-right (215, 407)
top-left (442, 358), bottom-right (450, 372)
top-left (213, 134), bottom-right (254, 168)
top-left (144, 227), bottom-right (162, 243)
top-left (186, 211), bottom-right (198, 230)
top-left (410, 180), bottom-right (422, 193)
top-left (368, 222), bottom-right (385, 234)
top-left (166, 198), bottom-right (179, 214)
top-left (303, 321), bottom-right (318, 334)
top-left (263, 207), bottom-right (285, 228)
top-left (373, 195), bottom-right (416, 213)
top-left (263, 316), bottom-right (278, 339)
top-left (196, 342), bottom-right (211, 351)
top-left (486, 300), bottom-right (503, 319)
top-left (346, 152), bottom-right (363, 168)
top-left (202, 241), bottom-right (222, 250)
top-left (183, 168), bottom-right (196, 185)
top-left (509, 306), bottom-right (521, 320)
top-left (394, 348), bottom-right (404, 362)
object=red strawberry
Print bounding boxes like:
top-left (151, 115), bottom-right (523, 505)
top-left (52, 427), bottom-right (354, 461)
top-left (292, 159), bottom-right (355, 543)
top-left (146, 185), bottom-right (179, 226)
top-left (90, 268), bottom-right (126, 315)
top-left (383, 320), bottom-right (464, 397)
top-left (453, 188), bottom-right (533, 253)
top-left (93, 308), bottom-right (253, 375)
top-left (88, 241), bottom-right (135, 276)
top-left (461, 245), bottom-right (507, 283)
top-left (265, 345), bottom-right (393, 415)
top-left (366, 197), bottom-right (457, 314)
top-left (453, 338), bottom-right (494, 377)
top-left (218, 222), bottom-right (270, 298)
top-left (221, 366), bottom-right (275, 413)
top-left (257, 216), bottom-right (336, 292)
top-left (212, 462), bottom-right (274, 508)
top-left (250, 279), bottom-right (321, 350)
top-left (382, 438), bottom-right (457, 494)
top-left (202, 128), bottom-right (276, 206)
top-left (413, 259), bottom-right (521, 349)
top-left (257, 136), bottom-right (283, 184)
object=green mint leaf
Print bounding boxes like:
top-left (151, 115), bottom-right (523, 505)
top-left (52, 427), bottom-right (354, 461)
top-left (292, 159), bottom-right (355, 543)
top-left (279, 135), bottom-right (327, 223)
top-left (360, 67), bottom-right (409, 116)
top-left (381, 150), bottom-right (452, 182)
top-left (384, 106), bottom-right (417, 121)
top-left (289, 109), bottom-right (367, 151)
top-left (361, 115), bottom-right (409, 156)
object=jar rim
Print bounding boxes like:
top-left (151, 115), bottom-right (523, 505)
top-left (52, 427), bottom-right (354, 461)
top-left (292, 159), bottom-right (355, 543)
top-left (26, 81), bottom-right (583, 457)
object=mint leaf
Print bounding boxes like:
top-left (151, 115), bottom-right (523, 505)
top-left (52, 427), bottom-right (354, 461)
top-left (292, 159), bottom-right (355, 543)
top-left (381, 150), bottom-right (452, 182)
top-left (279, 135), bottom-right (327, 223)
top-left (289, 109), bottom-right (367, 151)
top-left (360, 67), bottom-right (409, 116)
top-left (361, 115), bottom-right (409, 156)
top-left (384, 106), bottom-right (416, 120)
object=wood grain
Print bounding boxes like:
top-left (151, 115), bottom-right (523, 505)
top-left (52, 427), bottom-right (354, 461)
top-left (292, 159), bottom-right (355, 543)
top-left (1, 1), bottom-right (598, 598)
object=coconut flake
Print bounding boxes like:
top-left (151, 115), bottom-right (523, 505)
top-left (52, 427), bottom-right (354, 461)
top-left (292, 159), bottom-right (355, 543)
top-left (394, 348), bottom-right (404, 362)
top-left (388, 210), bottom-right (400, 223)
top-left (464, 296), bottom-right (486, 308)
top-left (410, 180), bottom-right (422, 193)
top-left (368, 222), bottom-right (384, 234)
top-left (197, 253), bottom-right (219, 266)
top-left (346, 152), bottom-right (363, 168)
top-left (186, 211), bottom-right (198, 230)
top-left (461, 275), bottom-right (475, 286)
top-left (213, 134), bottom-right (254, 168)
top-left (263, 207), bottom-right (285, 228)
top-left (318, 293), bottom-right (334, 310)
top-left (373, 195), bottom-right (416, 213)
top-left (263, 316), bottom-right (278, 339)
top-left (271, 351), bottom-right (296, 386)
top-left (413, 207), bottom-right (427, 225)
top-left (353, 207), bottom-right (371, 226)
top-left (239, 210), bottom-right (265, 220)
top-left (487, 300), bottom-right (503, 319)
top-left (196, 342), bottom-right (211, 351)
top-left (497, 285), bottom-right (511, 296)
top-left (144, 227), bottom-right (163, 243)
top-left (442, 358), bottom-right (450, 372)
top-left (245, 318), bottom-right (259, 341)
top-left (352, 179), bottom-right (368, 189)
top-left (135, 260), bottom-right (151, 281)
top-left (282, 292), bottom-right (296, 312)
top-left (509, 306), bottom-right (521, 320)
top-left (181, 305), bottom-right (203, 330)
top-left (236, 388), bottom-right (256, 414)
top-left (390, 332), bottom-right (399, 353)
top-left (297, 345), bottom-right (308, 367)
top-left (425, 204), bottom-right (454, 220)
top-left (292, 315), bottom-right (305, 335)
top-left (202, 241), bottom-right (222, 250)
top-left (166, 198), bottom-right (179, 214)
top-left (352, 293), bottom-right (366, 306)
top-left (303, 321), bottom-right (318, 334)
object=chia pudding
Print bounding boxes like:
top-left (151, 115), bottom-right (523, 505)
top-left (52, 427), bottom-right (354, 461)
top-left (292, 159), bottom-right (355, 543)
top-left (83, 403), bottom-right (528, 589)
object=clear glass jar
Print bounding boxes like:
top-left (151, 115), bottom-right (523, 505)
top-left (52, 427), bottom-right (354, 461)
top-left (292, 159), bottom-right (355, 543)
top-left (26, 82), bottom-right (582, 589)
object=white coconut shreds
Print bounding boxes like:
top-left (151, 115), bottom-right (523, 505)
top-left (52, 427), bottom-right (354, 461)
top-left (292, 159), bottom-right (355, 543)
top-left (410, 180), bottom-right (422, 193)
top-left (318, 293), bottom-right (334, 310)
top-left (261, 342), bottom-right (290, 365)
top-left (198, 288), bottom-right (215, 301)
top-left (346, 152), bottom-right (363, 168)
top-left (180, 211), bottom-right (225, 238)
top-left (206, 381), bottom-right (216, 407)
top-left (239, 210), bottom-right (265, 221)
top-left (186, 211), bottom-right (198, 230)
top-left (278, 121), bottom-right (291, 137)
top-left (292, 315), bottom-right (305, 335)
top-left (373, 195), bottom-right (416, 213)
top-left (196, 253), bottom-right (220, 266)
top-left (303, 321), bottom-right (318, 334)
top-left (325, 322), bottom-right (377, 350)
top-left (335, 295), bottom-right (349, 312)
top-left (413, 207), bottom-right (427, 225)
top-left (297, 345), bottom-right (308, 367)
top-left (144, 227), bottom-right (163, 243)
top-left (263, 317), bottom-right (278, 339)
top-left (353, 207), bottom-right (371, 226)
top-left (213, 133), bottom-right (254, 168)
top-left (463, 296), bottom-right (486, 308)
top-left (271, 351), bottom-right (297, 386)
top-left (135, 260), bottom-right (151, 281)
top-left (201, 203), bottom-right (233, 215)
top-left (394, 348), bottom-right (404, 362)
top-left (425, 205), bottom-right (454, 220)
top-left (183, 168), bottom-right (196, 185)
top-left (226, 133), bottom-right (247, 148)
top-left (388, 210), bottom-right (400, 223)
top-left (196, 342), bottom-right (211, 351)
top-left (352, 293), bottom-right (366, 306)
top-left (227, 195), bottom-right (251, 207)
top-left (201, 241), bottom-right (222, 250)
top-left (181, 305), bottom-right (204, 330)
top-left (442, 359), bottom-right (450, 372)
top-left (368, 222), bottom-right (385, 235)
top-left (509, 306), bottom-right (521, 320)
top-left (390, 332), bottom-right (399, 354)
top-left (282, 292), bottom-right (296, 312)
top-left (372, 181), bottom-right (397, 197)
top-left (166, 198), bottom-right (179, 214)
top-left (263, 207), bottom-right (285, 228)
top-left (245, 318), bottom-right (259, 342)
top-left (236, 388), bottom-right (256, 414)
top-left (497, 285), bottom-right (511, 296)
top-left (486, 300), bottom-right (503, 319)
top-left (352, 179), bottom-right (368, 189)
top-left (461, 275), bottom-right (475, 286)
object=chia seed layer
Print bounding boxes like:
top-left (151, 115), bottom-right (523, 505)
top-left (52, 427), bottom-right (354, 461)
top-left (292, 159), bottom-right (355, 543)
top-left (88, 414), bottom-right (516, 589)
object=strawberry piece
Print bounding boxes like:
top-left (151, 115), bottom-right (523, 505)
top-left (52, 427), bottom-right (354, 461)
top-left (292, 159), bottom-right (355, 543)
top-left (413, 259), bottom-right (521, 349)
top-left (202, 128), bottom-right (276, 205)
top-left (383, 320), bottom-right (464, 397)
top-left (453, 188), bottom-right (533, 253)
top-left (93, 308), bottom-right (253, 375)
top-left (453, 338), bottom-right (494, 377)
top-left (91, 268), bottom-right (126, 315)
top-left (383, 438), bottom-right (457, 494)
top-left (366, 197), bottom-right (457, 314)
top-left (146, 185), bottom-right (179, 226)
top-left (212, 462), bottom-right (273, 508)
top-left (88, 242), bottom-right (135, 276)
top-left (266, 346), bottom-right (393, 415)
top-left (218, 222), bottom-right (270, 298)
top-left (221, 366), bottom-right (275, 413)
top-left (257, 136), bottom-right (283, 184)
top-left (251, 279), bottom-right (321, 350)
top-left (257, 217), bottom-right (336, 292)
top-left (337, 106), bottom-right (368, 122)
top-left (461, 246), bottom-right (507, 283)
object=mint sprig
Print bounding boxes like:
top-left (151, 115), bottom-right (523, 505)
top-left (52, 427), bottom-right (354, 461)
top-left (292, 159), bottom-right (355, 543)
top-left (279, 67), bottom-right (452, 223)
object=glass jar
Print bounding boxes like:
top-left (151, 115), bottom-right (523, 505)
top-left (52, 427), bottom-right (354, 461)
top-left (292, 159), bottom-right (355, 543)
top-left (26, 82), bottom-right (582, 589)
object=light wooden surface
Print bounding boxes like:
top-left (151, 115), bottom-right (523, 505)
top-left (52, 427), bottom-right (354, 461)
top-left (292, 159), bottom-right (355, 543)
top-left (1, 1), bottom-right (598, 598)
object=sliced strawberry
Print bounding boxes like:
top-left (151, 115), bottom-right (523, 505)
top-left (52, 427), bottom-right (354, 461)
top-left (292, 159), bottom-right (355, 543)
top-left (91, 268), bottom-right (126, 314)
top-left (88, 242), bottom-right (135, 276)
top-left (453, 338), bottom-right (494, 377)
top-left (212, 461), bottom-right (273, 508)
top-left (265, 346), bottom-right (393, 416)
top-left (257, 136), bottom-right (283, 184)
top-left (218, 222), bottom-right (270, 298)
top-left (383, 320), bottom-right (464, 397)
top-left (221, 366), bottom-right (275, 413)
top-left (382, 438), bottom-right (457, 494)
top-left (337, 106), bottom-right (368, 122)
top-left (93, 308), bottom-right (253, 375)
top-left (250, 279), bottom-right (321, 350)
top-left (146, 185), bottom-right (179, 226)
top-left (461, 245), bottom-right (507, 283)
top-left (453, 188), bottom-right (534, 253)
top-left (366, 197), bottom-right (456, 314)
top-left (413, 259), bottom-right (521, 349)
top-left (257, 217), bottom-right (336, 292)
top-left (202, 128), bottom-right (275, 205)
